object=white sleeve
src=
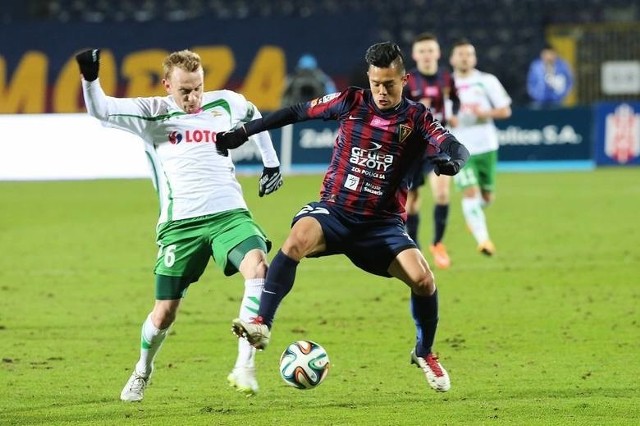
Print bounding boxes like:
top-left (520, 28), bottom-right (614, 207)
top-left (485, 74), bottom-right (512, 109)
top-left (81, 78), bottom-right (111, 121)
top-left (81, 78), bottom-right (153, 137)
top-left (246, 104), bottom-right (280, 168)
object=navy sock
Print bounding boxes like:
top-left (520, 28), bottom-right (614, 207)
top-left (410, 289), bottom-right (439, 357)
top-left (258, 250), bottom-right (299, 328)
top-left (406, 213), bottom-right (420, 248)
top-left (432, 204), bottom-right (449, 245)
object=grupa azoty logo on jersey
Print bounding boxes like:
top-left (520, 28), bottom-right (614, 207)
top-left (349, 142), bottom-right (393, 175)
top-left (605, 103), bottom-right (640, 164)
top-left (168, 130), bottom-right (217, 144)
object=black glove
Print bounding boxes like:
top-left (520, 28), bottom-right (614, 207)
top-left (216, 127), bottom-right (249, 156)
top-left (75, 49), bottom-right (100, 82)
top-left (259, 167), bottom-right (283, 197)
top-left (432, 153), bottom-right (463, 176)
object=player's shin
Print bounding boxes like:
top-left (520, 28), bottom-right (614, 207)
top-left (462, 194), bottom-right (489, 243)
top-left (134, 313), bottom-right (169, 377)
top-left (406, 214), bottom-right (420, 247)
top-left (410, 289), bottom-right (439, 356)
top-left (433, 204), bottom-right (449, 244)
top-left (258, 250), bottom-right (299, 328)
top-left (235, 279), bottom-right (263, 368)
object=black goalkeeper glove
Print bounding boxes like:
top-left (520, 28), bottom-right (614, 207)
top-left (75, 49), bottom-right (100, 82)
top-left (432, 153), bottom-right (464, 176)
top-left (259, 167), bottom-right (283, 197)
top-left (215, 127), bottom-right (249, 156)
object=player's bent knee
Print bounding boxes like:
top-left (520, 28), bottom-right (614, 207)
top-left (434, 193), bottom-right (449, 204)
top-left (412, 273), bottom-right (436, 296)
top-left (282, 241), bottom-right (309, 261)
top-left (239, 249), bottom-right (268, 278)
top-left (283, 231), bottom-right (322, 260)
top-left (251, 256), bottom-right (268, 278)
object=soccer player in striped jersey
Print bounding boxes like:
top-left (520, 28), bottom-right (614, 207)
top-left (218, 42), bottom-right (469, 392)
top-left (449, 39), bottom-right (512, 256)
top-left (404, 32), bottom-right (460, 269)
top-left (75, 48), bottom-right (283, 401)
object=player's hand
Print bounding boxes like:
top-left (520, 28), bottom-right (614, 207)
top-left (75, 49), bottom-right (100, 82)
top-left (432, 153), bottom-right (463, 176)
top-left (259, 166), bottom-right (283, 197)
top-left (215, 127), bottom-right (249, 156)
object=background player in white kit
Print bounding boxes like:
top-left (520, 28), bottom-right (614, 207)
top-left (449, 39), bottom-right (511, 256)
top-left (75, 48), bottom-right (283, 401)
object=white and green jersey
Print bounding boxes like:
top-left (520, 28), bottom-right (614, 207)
top-left (82, 79), bottom-right (279, 224)
top-left (452, 70), bottom-right (511, 155)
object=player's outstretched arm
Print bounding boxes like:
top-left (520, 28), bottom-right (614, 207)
top-left (216, 105), bottom-right (302, 156)
top-left (75, 48), bottom-right (112, 120)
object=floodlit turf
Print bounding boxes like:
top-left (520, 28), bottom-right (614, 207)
top-left (0, 168), bottom-right (638, 425)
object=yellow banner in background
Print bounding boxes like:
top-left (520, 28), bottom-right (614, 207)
top-left (0, 46), bottom-right (286, 114)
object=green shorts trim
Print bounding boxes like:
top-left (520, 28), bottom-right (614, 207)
top-left (155, 275), bottom-right (191, 300)
top-left (227, 235), bottom-right (269, 274)
top-left (153, 209), bottom-right (270, 299)
top-left (453, 150), bottom-right (498, 192)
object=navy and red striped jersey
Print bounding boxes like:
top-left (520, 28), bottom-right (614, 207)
top-left (404, 68), bottom-right (460, 126)
top-left (296, 87), bottom-right (455, 219)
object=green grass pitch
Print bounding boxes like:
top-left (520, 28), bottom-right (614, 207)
top-left (0, 168), bottom-right (638, 425)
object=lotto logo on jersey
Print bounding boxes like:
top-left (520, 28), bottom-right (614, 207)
top-left (168, 130), bottom-right (217, 144)
top-left (168, 131), bottom-right (183, 144)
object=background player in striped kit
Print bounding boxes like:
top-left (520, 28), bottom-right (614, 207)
top-left (218, 42), bottom-right (470, 392)
top-left (404, 32), bottom-right (460, 269)
top-left (449, 39), bottom-right (512, 256)
top-left (75, 48), bottom-right (283, 401)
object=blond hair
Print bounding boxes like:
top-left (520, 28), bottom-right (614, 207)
top-left (162, 49), bottom-right (202, 79)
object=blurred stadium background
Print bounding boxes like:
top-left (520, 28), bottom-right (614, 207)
top-left (1, 0), bottom-right (638, 177)
top-left (3, 0), bottom-right (640, 105)
top-left (1, 4), bottom-right (639, 422)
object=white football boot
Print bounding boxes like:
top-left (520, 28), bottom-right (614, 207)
top-left (227, 366), bottom-right (259, 396)
top-left (410, 350), bottom-right (451, 392)
top-left (120, 371), bottom-right (150, 402)
top-left (231, 317), bottom-right (271, 350)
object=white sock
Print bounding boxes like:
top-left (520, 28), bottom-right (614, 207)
top-left (134, 313), bottom-right (169, 378)
top-left (462, 195), bottom-right (490, 244)
top-left (234, 278), bottom-right (264, 369)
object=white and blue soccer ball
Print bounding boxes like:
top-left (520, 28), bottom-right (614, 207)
top-left (279, 340), bottom-right (330, 390)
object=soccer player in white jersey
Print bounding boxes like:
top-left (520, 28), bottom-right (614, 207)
top-left (449, 39), bottom-right (512, 256)
top-left (75, 48), bottom-right (283, 401)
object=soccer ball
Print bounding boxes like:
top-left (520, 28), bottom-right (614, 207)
top-left (279, 340), bottom-right (330, 389)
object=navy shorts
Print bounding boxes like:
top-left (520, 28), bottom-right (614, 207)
top-left (291, 202), bottom-right (417, 277)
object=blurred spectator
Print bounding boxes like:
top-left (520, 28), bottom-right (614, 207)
top-left (281, 53), bottom-right (337, 106)
top-left (526, 43), bottom-right (573, 108)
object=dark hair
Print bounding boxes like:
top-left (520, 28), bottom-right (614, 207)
top-left (365, 42), bottom-right (405, 71)
top-left (451, 38), bottom-right (473, 50)
top-left (413, 32), bottom-right (438, 44)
